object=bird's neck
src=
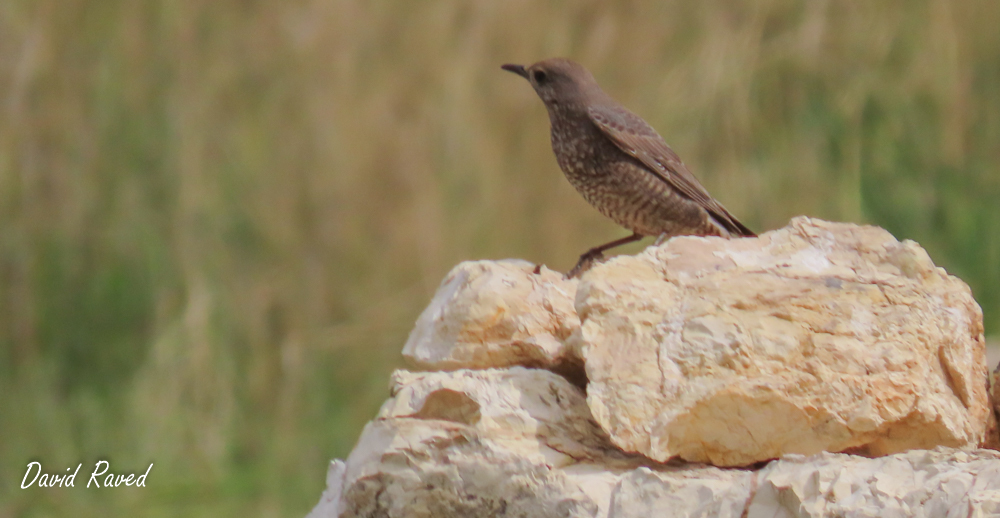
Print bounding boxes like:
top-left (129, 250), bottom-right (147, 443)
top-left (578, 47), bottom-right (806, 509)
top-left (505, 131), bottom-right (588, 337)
top-left (544, 101), bottom-right (589, 128)
top-left (546, 103), bottom-right (608, 171)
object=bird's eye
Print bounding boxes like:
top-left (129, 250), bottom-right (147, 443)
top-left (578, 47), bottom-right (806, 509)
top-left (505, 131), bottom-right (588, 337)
top-left (532, 70), bottom-right (548, 84)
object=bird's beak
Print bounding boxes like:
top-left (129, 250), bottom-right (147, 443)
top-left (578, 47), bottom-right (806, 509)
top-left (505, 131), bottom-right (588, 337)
top-left (501, 64), bottom-right (529, 79)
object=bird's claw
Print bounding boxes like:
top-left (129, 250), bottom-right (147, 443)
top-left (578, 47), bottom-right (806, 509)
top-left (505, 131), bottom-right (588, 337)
top-left (566, 251), bottom-right (606, 279)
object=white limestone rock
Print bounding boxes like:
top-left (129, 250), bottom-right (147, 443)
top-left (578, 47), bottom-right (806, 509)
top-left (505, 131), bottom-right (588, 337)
top-left (307, 460), bottom-right (346, 518)
top-left (307, 218), bottom-right (999, 517)
top-left (308, 367), bottom-right (644, 518)
top-left (606, 465), bottom-right (753, 518)
top-left (305, 368), bottom-right (1000, 517)
top-left (745, 448), bottom-right (1000, 517)
top-left (577, 217), bottom-right (989, 466)
top-left (377, 368), bottom-right (627, 466)
top-left (402, 260), bottom-right (581, 373)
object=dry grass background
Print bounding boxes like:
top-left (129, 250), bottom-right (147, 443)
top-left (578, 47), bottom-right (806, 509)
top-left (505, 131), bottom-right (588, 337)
top-left (1, 0), bottom-right (998, 515)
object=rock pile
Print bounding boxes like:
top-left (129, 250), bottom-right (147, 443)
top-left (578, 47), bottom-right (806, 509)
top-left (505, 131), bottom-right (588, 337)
top-left (308, 218), bottom-right (998, 518)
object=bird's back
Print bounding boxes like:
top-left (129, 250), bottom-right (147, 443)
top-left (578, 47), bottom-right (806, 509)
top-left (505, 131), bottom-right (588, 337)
top-left (545, 97), bottom-right (753, 238)
top-left (546, 107), bottom-right (721, 237)
top-left (585, 102), bottom-right (755, 237)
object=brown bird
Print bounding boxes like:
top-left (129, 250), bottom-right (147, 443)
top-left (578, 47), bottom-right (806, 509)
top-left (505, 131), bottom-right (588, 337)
top-left (502, 58), bottom-right (755, 277)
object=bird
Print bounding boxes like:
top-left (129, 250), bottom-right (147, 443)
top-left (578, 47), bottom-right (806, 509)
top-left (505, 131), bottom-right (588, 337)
top-left (502, 58), bottom-right (755, 277)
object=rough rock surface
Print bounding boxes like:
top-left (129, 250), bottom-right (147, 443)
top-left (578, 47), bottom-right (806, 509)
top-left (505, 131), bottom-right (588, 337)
top-left (402, 260), bottom-right (580, 372)
top-left (308, 217), bottom-right (999, 517)
top-left (318, 367), bottom-right (641, 518)
top-left (306, 366), bottom-right (1000, 518)
top-left (578, 217), bottom-right (988, 466)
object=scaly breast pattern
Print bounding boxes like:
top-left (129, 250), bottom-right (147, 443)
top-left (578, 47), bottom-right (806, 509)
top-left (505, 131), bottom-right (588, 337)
top-left (548, 111), bottom-right (719, 237)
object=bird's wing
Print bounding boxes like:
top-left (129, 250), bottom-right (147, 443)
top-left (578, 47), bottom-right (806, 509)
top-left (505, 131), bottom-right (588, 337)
top-left (587, 104), bottom-right (755, 236)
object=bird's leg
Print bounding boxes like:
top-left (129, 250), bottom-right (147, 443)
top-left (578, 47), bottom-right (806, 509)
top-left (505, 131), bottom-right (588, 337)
top-left (567, 232), bottom-right (644, 278)
top-left (652, 233), bottom-right (669, 246)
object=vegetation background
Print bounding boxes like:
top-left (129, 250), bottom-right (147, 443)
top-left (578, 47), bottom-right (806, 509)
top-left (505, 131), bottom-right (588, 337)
top-left (1, 0), bottom-right (998, 515)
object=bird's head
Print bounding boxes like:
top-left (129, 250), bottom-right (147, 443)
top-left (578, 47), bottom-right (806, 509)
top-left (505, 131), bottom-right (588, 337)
top-left (502, 58), bottom-right (602, 111)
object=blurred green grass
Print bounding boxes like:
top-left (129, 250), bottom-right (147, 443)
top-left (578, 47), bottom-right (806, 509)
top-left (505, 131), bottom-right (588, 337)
top-left (1, 0), bottom-right (998, 515)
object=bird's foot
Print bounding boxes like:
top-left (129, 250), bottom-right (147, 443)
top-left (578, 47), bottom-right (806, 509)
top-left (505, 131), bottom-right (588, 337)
top-left (566, 250), bottom-right (606, 279)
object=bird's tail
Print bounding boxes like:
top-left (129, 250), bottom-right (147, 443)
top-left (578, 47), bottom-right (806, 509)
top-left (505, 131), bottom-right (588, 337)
top-left (710, 212), bottom-right (757, 238)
